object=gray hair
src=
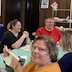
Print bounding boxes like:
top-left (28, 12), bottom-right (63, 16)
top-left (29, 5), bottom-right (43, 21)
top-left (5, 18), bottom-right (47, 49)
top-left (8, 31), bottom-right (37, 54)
top-left (44, 18), bottom-right (54, 23)
top-left (33, 35), bottom-right (58, 62)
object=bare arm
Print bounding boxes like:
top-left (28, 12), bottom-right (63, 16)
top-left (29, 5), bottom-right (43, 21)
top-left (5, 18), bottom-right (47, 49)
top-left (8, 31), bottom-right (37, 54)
top-left (26, 37), bottom-right (31, 45)
top-left (11, 31), bottom-right (30, 48)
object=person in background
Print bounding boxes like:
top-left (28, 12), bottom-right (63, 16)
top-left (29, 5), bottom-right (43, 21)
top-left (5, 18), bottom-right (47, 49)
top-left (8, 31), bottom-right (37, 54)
top-left (1, 19), bottom-right (30, 50)
top-left (58, 30), bottom-right (72, 72)
top-left (35, 18), bottom-right (62, 43)
top-left (3, 35), bottom-right (61, 72)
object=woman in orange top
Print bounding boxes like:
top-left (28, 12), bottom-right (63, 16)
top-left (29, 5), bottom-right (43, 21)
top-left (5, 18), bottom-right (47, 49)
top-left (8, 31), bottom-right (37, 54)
top-left (3, 35), bottom-right (61, 72)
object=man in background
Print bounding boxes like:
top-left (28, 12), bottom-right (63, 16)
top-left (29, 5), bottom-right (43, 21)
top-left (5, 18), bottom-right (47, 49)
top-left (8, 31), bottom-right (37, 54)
top-left (36, 18), bottom-right (62, 43)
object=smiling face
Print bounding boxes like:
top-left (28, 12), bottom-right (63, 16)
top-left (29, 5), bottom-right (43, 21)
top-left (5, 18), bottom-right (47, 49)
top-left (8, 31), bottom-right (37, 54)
top-left (31, 40), bottom-right (51, 66)
top-left (45, 18), bottom-right (54, 30)
top-left (12, 21), bottom-right (22, 32)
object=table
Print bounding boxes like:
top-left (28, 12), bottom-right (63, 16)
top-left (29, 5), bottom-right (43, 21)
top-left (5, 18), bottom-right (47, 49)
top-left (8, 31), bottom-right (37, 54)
top-left (57, 47), bottom-right (68, 60)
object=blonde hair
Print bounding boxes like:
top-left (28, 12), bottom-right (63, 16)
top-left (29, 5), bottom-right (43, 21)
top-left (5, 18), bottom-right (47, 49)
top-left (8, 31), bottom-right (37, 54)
top-left (7, 21), bottom-right (11, 29)
top-left (7, 19), bottom-right (19, 29)
top-left (44, 18), bottom-right (54, 23)
top-left (61, 30), bottom-right (72, 52)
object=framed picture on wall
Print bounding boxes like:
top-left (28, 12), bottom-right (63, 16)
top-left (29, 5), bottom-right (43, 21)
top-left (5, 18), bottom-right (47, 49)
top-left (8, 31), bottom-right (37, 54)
top-left (41, 0), bottom-right (49, 9)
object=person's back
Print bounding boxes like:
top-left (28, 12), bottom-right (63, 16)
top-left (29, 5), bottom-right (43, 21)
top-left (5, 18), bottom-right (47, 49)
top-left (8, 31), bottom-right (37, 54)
top-left (58, 30), bottom-right (72, 72)
top-left (58, 53), bottom-right (72, 72)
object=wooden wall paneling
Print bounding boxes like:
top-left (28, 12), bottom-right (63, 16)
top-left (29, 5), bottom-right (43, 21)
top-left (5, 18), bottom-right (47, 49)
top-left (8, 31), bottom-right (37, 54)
top-left (25, 0), bottom-right (39, 39)
top-left (5, 0), bottom-right (21, 24)
top-left (39, 0), bottom-right (71, 28)
top-left (55, 0), bottom-right (71, 27)
top-left (1, 0), bottom-right (6, 30)
top-left (20, 0), bottom-right (25, 31)
top-left (1, 0), bottom-right (21, 32)
top-left (1, 0), bottom-right (6, 33)
top-left (57, 0), bottom-right (70, 18)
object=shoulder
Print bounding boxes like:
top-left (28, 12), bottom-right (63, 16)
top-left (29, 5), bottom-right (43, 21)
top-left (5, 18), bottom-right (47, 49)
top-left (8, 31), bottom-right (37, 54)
top-left (2, 30), bottom-right (11, 37)
top-left (3, 30), bottom-right (12, 35)
top-left (1, 30), bottom-right (11, 44)
top-left (53, 27), bottom-right (60, 31)
top-left (48, 62), bottom-right (59, 68)
top-left (23, 60), bottom-right (35, 71)
top-left (58, 53), bottom-right (72, 64)
top-left (63, 52), bottom-right (72, 58)
top-left (2, 30), bottom-right (14, 40)
top-left (58, 53), bottom-right (72, 72)
top-left (43, 62), bottom-right (61, 72)
top-left (53, 27), bottom-right (62, 34)
top-left (36, 27), bottom-right (46, 32)
top-left (37, 26), bottom-right (45, 30)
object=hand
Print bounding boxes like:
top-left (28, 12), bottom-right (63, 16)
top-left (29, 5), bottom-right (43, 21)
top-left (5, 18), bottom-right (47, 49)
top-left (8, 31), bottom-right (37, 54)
top-left (2, 46), bottom-right (9, 57)
top-left (3, 46), bottom-right (19, 69)
top-left (32, 32), bottom-right (36, 36)
top-left (23, 31), bottom-right (29, 38)
top-left (56, 41), bottom-right (60, 48)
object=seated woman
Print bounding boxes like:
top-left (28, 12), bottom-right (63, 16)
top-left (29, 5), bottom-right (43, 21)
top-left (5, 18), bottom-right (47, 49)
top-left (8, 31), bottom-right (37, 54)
top-left (3, 35), bottom-right (61, 72)
top-left (1, 19), bottom-right (30, 50)
top-left (58, 30), bottom-right (72, 72)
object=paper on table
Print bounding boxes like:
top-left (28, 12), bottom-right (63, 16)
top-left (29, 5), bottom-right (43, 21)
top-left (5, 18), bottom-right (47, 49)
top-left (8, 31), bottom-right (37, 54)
top-left (20, 56), bottom-right (27, 60)
top-left (20, 45), bottom-right (31, 51)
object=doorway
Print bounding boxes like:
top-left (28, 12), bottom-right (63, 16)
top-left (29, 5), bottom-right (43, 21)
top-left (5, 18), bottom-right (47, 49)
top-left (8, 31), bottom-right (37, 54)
top-left (24, 0), bottom-right (39, 39)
